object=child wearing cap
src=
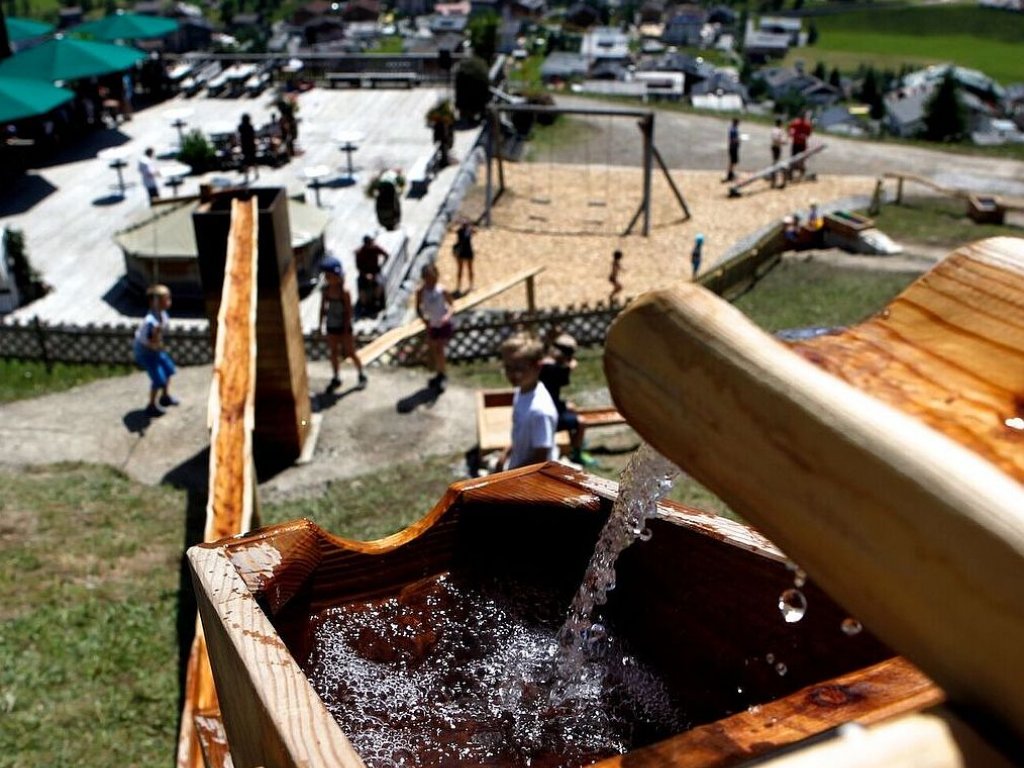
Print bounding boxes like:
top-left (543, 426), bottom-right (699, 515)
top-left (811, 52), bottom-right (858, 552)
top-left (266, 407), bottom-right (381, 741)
top-left (539, 332), bottom-right (596, 467)
top-left (319, 258), bottom-right (367, 390)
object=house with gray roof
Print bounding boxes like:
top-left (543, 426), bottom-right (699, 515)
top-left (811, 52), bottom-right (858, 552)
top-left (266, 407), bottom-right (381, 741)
top-left (758, 66), bottom-right (842, 107)
top-left (743, 30), bottom-right (789, 63)
top-left (662, 5), bottom-right (705, 46)
top-left (540, 51), bottom-right (590, 82)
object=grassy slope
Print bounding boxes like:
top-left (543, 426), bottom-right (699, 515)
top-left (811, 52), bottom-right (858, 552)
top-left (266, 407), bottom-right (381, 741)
top-left (0, 360), bottom-right (133, 405)
top-left (790, 5), bottom-right (1024, 84)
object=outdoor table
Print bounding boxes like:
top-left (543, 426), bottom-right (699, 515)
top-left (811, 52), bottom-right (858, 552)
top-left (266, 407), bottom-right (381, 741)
top-left (166, 106), bottom-right (194, 147)
top-left (303, 165), bottom-right (333, 207)
top-left (97, 146), bottom-right (133, 197)
top-left (334, 131), bottom-right (363, 181)
top-left (161, 160), bottom-right (191, 196)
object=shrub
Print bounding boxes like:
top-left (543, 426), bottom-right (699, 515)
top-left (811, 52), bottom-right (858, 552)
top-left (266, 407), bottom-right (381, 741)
top-left (454, 56), bottom-right (491, 124)
top-left (177, 129), bottom-right (215, 172)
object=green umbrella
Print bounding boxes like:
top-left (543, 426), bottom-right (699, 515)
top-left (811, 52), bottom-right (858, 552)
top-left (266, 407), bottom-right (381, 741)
top-left (0, 36), bottom-right (146, 83)
top-left (72, 11), bottom-right (179, 42)
top-left (7, 16), bottom-right (56, 42)
top-left (0, 75), bottom-right (74, 122)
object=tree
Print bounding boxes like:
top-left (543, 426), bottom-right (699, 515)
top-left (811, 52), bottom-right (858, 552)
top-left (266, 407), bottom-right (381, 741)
top-left (923, 71), bottom-right (967, 142)
top-left (454, 56), bottom-right (490, 124)
top-left (828, 67), bottom-right (842, 90)
top-left (467, 11), bottom-right (498, 64)
top-left (812, 61), bottom-right (826, 81)
top-left (807, 21), bottom-right (818, 45)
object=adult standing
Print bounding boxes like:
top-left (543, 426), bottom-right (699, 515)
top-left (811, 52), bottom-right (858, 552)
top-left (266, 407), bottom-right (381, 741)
top-left (724, 118), bottom-right (740, 182)
top-left (354, 235), bottom-right (390, 316)
top-left (453, 219), bottom-right (475, 294)
top-left (788, 111), bottom-right (814, 182)
top-left (138, 147), bottom-right (160, 204)
top-left (770, 117), bottom-right (786, 188)
top-left (238, 113), bottom-right (258, 182)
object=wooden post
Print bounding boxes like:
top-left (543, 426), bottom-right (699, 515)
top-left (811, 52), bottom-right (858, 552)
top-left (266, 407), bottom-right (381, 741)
top-left (896, 175), bottom-right (904, 205)
top-left (640, 114), bottom-right (653, 237)
top-left (485, 108), bottom-right (495, 227)
top-left (526, 274), bottom-right (536, 314)
top-left (603, 243), bottom-right (1024, 743)
top-left (32, 315), bottom-right (51, 372)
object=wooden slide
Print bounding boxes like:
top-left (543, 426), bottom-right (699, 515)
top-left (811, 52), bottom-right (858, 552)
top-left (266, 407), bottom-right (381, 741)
top-left (604, 237), bottom-right (1024, 761)
top-left (177, 198), bottom-right (260, 768)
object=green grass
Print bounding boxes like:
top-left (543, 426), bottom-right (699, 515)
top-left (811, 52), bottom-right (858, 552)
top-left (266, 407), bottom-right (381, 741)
top-left (262, 453), bottom-right (467, 539)
top-left (792, 5), bottom-right (1024, 85)
top-left (0, 464), bottom-right (185, 768)
top-left (0, 360), bottom-right (133, 404)
top-left (865, 196), bottom-right (1023, 247)
top-left (524, 115), bottom-right (602, 161)
top-left (733, 260), bottom-right (918, 333)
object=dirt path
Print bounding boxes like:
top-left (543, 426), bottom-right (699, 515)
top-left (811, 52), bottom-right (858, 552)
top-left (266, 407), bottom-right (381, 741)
top-left (0, 360), bottom-right (478, 503)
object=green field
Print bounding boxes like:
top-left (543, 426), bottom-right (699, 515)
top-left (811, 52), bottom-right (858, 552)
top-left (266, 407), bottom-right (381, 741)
top-left (787, 4), bottom-right (1024, 85)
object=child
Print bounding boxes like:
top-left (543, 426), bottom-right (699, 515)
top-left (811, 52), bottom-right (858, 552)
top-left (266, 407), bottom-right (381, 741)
top-left (691, 233), bottom-right (704, 279)
top-left (500, 333), bottom-right (559, 471)
top-left (133, 284), bottom-right (178, 416)
top-left (416, 263), bottom-right (454, 390)
top-left (539, 332), bottom-right (595, 467)
top-left (453, 219), bottom-right (475, 294)
top-left (319, 257), bottom-right (367, 390)
top-left (609, 250), bottom-right (623, 303)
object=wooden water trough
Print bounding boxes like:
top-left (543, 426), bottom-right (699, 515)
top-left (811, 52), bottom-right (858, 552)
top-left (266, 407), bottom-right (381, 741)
top-left (189, 237), bottom-right (1024, 766)
top-left (189, 463), bottom-right (941, 768)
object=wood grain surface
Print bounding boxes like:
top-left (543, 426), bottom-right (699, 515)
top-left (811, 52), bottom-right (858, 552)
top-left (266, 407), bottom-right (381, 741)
top-left (604, 237), bottom-right (1024, 744)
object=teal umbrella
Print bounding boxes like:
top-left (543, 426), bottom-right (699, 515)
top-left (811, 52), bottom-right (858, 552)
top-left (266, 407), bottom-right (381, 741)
top-left (7, 16), bottom-right (56, 42)
top-left (0, 75), bottom-right (74, 122)
top-left (72, 11), bottom-right (179, 41)
top-left (0, 36), bottom-right (146, 82)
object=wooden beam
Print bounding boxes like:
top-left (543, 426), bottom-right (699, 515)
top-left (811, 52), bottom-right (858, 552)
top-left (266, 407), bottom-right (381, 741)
top-left (177, 198), bottom-right (260, 768)
top-left (352, 265), bottom-right (545, 367)
top-left (603, 240), bottom-right (1024, 743)
top-left (728, 144), bottom-right (827, 197)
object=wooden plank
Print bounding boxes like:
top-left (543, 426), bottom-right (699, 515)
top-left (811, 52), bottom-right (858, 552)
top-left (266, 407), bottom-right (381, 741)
top-left (577, 405), bottom-right (625, 428)
top-left (177, 198), bottom-right (260, 768)
top-left (194, 710), bottom-right (235, 768)
top-left (603, 238), bottom-right (1024, 743)
top-left (353, 265), bottom-right (545, 367)
top-left (729, 144), bottom-right (826, 197)
top-left (881, 172), bottom-right (1024, 213)
top-left (591, 657), bottom-right (942, 768)
top-left (189, 545), bottom-right (364, 768)
top-left (738, 708), bottom-right (1016, 768)
top-left (475, 389), bottom-right (621, 452)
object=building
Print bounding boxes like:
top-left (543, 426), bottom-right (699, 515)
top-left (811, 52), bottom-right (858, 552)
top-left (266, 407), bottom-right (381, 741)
top-left (580, 26), bottom-right (630, 65)
top-left (758, 66), bottom-right (842, 107)
top-left (540, 51), bottom-right (590, 83)
top-left (758, 16), bottom-right (801, 45)
top-left (743, 30), bottom-right (789, 63)
top-left (661, 5), bottom-right (705, 46)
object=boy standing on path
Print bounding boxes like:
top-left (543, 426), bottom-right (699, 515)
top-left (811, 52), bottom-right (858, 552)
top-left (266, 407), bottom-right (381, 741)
top-left (691, 233), bottom-right (705, 278)
top-left (416, 263), bottom-right (454, 391)
top-left (133, 284), bottom-right (179, 416)
top-left (500, 333), bottom-right (559, 471)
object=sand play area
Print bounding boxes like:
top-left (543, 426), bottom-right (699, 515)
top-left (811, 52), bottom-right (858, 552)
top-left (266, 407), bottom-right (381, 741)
top-left (441, 163), bottom-right (875, 311)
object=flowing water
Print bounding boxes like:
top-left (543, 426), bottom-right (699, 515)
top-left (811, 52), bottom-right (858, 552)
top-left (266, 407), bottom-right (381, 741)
top-left (303, 442), bottom-right (686, 767)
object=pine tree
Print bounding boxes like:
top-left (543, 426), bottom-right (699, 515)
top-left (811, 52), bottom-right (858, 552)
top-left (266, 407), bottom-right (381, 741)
top-left (829, 67), bottom-right (842, 90)
top-left (923, 71), bottom-right (967, 142)
top-left (807, 21), bottom-right (818, 45)
top-left (813, 61), bottom-right (826, 81)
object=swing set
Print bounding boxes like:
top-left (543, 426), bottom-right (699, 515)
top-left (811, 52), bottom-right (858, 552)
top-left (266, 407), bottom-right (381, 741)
top-left (483, 104), bottom-right (690, 236)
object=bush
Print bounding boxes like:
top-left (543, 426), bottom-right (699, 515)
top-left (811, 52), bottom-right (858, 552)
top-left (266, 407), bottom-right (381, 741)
top-left (3, 227), bottom-right (48, 305)
top-left (177, 129), bottom-right (215, 173)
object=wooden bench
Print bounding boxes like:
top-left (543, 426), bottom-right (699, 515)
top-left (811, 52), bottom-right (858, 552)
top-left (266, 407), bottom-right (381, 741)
top-left (476, 389), bottom-right (626, 454)
top-left (406, 151), bottom-right (436, 197)
top-left (326, 71), bottom-right (420, 89)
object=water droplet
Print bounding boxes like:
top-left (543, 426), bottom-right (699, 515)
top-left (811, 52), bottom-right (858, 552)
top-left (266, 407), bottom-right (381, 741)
top-left (778, 588), bottom-right (807, 623)
top-left (765, 652), bottom-right (775, 664)
top-left (638, 527), bottom-right (653, 542)
top-left (792, 569), bottom-right (807, 588)
top-left (1005, 417), bottom-right (1024, 431)
top-left (736, 686), bottom-right (743, 694)
top-left (841, 618), bottom-right (863, 636)
top-left (775, 662), bottom-right (788, 676)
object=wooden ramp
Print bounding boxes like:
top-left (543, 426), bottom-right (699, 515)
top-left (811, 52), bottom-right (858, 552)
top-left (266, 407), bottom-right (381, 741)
top-left (177, 198), bottom-right (260, 768)
top-left (728, 144), bottom-right (827, 198)
top-left (604, 236), bottom-right (1024, 758)
top-left (348, 265), bottom-right (545, 368)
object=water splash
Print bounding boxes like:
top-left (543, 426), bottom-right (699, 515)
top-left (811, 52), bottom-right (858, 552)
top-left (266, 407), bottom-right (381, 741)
top-left (778, 588), bottom-right (807, 623)
top-left (553, 442), bottom-right (679, 701)
top-left (840, 618), bottom-right (863, 636)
